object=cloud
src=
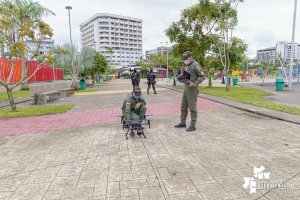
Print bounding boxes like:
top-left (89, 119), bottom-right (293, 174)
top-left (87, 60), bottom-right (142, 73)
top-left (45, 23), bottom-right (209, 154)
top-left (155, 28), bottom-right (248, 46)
top-left (39, 0), bottom-right (300, 59)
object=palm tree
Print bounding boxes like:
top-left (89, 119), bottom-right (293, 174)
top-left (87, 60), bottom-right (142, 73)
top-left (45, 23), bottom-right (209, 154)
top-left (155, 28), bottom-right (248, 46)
top-left (52, 44), bottom-right (95, 90)
top-left (1, 0), bottom-right (55, 23)
top-left (107, 47), bottom-right (113, 65)
top-left (1, 0), bottom-right (55, 90)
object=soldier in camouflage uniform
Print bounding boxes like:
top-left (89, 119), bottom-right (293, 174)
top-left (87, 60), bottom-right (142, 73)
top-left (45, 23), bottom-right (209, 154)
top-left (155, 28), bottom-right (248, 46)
top-left (131, 68), bottom-right (140, 88)
top-left (147, 67), bottom-right (157, 95)
top-left (175, 51), bottom-right (205, 132)
top-left (122, 86), bottom-right (147, 121)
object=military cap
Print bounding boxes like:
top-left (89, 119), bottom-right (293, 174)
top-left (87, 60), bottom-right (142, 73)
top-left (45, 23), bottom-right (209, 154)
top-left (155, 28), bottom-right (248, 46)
top-left (181, 51), bottom-right (192, 60)
top-left (133, 86), bottom-right (142, 97)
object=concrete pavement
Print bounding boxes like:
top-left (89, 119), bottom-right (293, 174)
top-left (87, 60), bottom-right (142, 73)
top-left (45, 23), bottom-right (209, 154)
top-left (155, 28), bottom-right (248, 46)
top-left (0, 78), bottom-right (300, 199)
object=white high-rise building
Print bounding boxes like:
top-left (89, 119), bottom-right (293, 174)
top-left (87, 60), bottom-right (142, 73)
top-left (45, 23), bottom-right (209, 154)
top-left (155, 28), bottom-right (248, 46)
top-left (80, 13), bottom-right (143, 66)
top-left (276, 41), bottom-right (300, 60)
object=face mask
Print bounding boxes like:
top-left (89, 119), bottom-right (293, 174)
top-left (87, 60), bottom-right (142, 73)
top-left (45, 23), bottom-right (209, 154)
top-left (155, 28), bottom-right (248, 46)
top-left (134, 69), bottom-right (136, 72)
top-left (150, 70), bottom-right (153, 72)
top-left (133, 95), bottom-right (140, 99)
top-left (184, 60), bottom-right (190, 65)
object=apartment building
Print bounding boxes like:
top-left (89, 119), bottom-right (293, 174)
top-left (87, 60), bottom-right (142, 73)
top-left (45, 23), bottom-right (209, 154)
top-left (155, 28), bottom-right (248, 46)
top-left (145, 46), bottom-right (173, 58)
top-left (276, 41), bottom-right (300, 60)
top-left (256, 47), bottom-right (276, 63)
top-left (25, 37), bottom-right (54, 59)
top-left (80, 13), bottom-right (143, 66)
top-left (0, 33), bottom-right (54, 59)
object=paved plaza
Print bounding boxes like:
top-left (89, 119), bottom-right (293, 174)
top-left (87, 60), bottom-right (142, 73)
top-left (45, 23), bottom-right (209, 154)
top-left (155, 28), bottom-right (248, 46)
top-left (0, 79), bottom-right (300, 199)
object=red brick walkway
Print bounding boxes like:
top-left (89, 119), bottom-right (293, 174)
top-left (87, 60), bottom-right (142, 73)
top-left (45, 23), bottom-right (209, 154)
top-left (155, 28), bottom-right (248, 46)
top-left (0, 99), bottom-right (226, 137)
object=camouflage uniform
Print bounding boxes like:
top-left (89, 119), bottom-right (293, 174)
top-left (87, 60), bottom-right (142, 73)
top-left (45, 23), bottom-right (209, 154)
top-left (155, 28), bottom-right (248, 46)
top-left (180, 60), bottom-right (205, 127)
top-left (122, 93), bottom-right (146, 121)
top-left (131, 71), bottom-right (140, 88)
top-left (147, 70), bottom-right (157, 94)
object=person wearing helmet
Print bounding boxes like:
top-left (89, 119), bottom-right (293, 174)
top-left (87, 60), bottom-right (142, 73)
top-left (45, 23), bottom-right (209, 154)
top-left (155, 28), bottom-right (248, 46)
top-left (147, 67), bottom-right (157, 94)
top-left (131, 68), bottom-right (140, 88)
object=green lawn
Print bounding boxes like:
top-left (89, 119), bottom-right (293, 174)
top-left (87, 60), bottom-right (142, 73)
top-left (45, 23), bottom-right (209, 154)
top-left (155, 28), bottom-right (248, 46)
top-left (0, 90), bottom-right (31, 102)
top-left (176, 86), bottom-right (300, 116)
top-left (75, 89), bottom-right (98, 93)
top-left (0, 104), bottom-right (74, 119)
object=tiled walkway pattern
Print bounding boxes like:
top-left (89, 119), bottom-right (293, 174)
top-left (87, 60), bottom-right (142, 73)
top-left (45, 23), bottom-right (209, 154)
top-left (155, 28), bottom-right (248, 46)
top-left (0, 99), bottom-right (225, 137)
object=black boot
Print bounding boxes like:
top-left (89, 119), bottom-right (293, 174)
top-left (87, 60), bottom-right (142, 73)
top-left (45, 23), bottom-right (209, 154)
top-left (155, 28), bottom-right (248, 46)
top-left (186, 126), bottom-right (196, 132)
top-left (175, 123), bottom-right (186, 128)
top-left (147, 89), bottom-right (149, 95)
top-left (154, 90), bottom-right (157, 94)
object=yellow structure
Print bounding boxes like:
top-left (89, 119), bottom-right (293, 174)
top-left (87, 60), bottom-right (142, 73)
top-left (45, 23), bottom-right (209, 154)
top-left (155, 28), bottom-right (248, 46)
top-left (231, 68), bottom-right (243, 79)
top-left (113, 74), bottom-right (115, 80)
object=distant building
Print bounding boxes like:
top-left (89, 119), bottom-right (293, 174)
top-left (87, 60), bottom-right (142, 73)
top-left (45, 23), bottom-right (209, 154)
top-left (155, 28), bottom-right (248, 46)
top-left (80, 13), bottom-right (143, 66)
top-left (25, 37), bottom-right (54, 59)
top-left (145, 46), bottom-right (173, 58)
top-left (0, 33), bottom-right (54, 59)
top-left (256, 47), bottom-right (276, 63)
top-left (276, 41), bottom-right (300, 60)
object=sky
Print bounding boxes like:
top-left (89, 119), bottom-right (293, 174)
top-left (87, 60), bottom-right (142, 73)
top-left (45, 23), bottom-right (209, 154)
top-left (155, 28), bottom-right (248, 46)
top-left (39, 0), bottom-right (300, 59)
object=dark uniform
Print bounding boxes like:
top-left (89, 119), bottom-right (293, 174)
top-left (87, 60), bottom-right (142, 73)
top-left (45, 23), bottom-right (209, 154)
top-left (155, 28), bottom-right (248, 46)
top-left (147, 68), bottom-right (157, 94)
top-left (122, 86), bottom-right (146, 121)
top-left (131, 69), bottom-right (140, 88)
top-left (176, 51), bottom-right (205, 131)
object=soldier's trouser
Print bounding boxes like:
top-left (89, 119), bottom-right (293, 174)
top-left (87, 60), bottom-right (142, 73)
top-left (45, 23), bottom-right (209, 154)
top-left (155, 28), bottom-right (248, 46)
top-left (147, 82), bottom-right (155, 91)
top-left (122, 106), bottom-right (147, 120)
top-left (180, 86), bottom-right (199, 127)
top-left (132, 81), bottom-right (139, 88)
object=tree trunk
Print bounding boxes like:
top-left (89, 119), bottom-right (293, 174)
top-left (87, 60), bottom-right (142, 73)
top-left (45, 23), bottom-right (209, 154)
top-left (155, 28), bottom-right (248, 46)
top-left (71, 80), bottom-right (80, 90)
top-left (20, 58), bottom-right (29, 90)
top-left (203, 62), bottom-right (212, 88)
top-left (200, 34), bottom-right (212, 88)
top-left (7, 88), bottom-right (17, 112)
top-left (226, 69), bottom-right (230, 91)
top-left (91, 73), bottom-right (95, 84)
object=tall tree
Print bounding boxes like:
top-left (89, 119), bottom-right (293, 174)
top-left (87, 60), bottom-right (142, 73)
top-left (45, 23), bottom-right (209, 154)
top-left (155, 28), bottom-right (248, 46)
top-left (139, 66), bottom-right (148, 78)
top-left (81, 51), bottom-right (108, 83)
top-left (107, 47), bottom-right (113, 64)
top-left (1, 0), bottom-right (55, 90)
top-left (207, 0), bottom-right (244, 91)
top-left (0, 2), bottom-right (53, 111)
top-left (52, 44), bottom-right (95, 90)
top-left (166, 2), bottom-right (220, 88)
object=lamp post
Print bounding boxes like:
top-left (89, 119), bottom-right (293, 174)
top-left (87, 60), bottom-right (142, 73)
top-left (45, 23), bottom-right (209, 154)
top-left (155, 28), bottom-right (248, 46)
top-left (161, 42), bottom-right (169, 78)
top-left (65, 6), bottom-right (72, 45)
top-left (289, 0), bottom-right (297, 90)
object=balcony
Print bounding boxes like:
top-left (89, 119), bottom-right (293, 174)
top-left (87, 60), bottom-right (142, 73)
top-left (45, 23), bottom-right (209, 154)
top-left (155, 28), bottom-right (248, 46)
top-left (99, 18), bottom-right (109, 22)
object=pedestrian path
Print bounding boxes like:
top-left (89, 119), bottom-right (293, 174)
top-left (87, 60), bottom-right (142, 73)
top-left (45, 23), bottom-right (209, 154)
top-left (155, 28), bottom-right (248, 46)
top-left (0, 99), bottom-right (226, 137)
top-left (72, 88), bottom-right (168, 96)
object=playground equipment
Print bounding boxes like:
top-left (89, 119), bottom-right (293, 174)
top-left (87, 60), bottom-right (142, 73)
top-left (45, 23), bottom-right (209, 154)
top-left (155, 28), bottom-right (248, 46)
top-left (213, 71), bottom-right (223, 80)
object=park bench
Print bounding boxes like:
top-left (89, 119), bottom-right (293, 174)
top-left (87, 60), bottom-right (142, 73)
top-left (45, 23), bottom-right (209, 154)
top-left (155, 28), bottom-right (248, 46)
top-left (30, 85), bottom-right (60, 105)
top-left (54, 82), bottom-right (75, 98)
top-left (86, 80), bottom-right (94, 88)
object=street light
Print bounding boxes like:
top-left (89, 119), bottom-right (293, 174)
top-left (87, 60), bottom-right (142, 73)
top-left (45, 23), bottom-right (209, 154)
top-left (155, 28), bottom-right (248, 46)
top-left (65, 6), bottom-right (72, 45)
top-left (288, 0), bottom-right (298, 90)
top-left (161, 42), bottom-right (169, 78)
